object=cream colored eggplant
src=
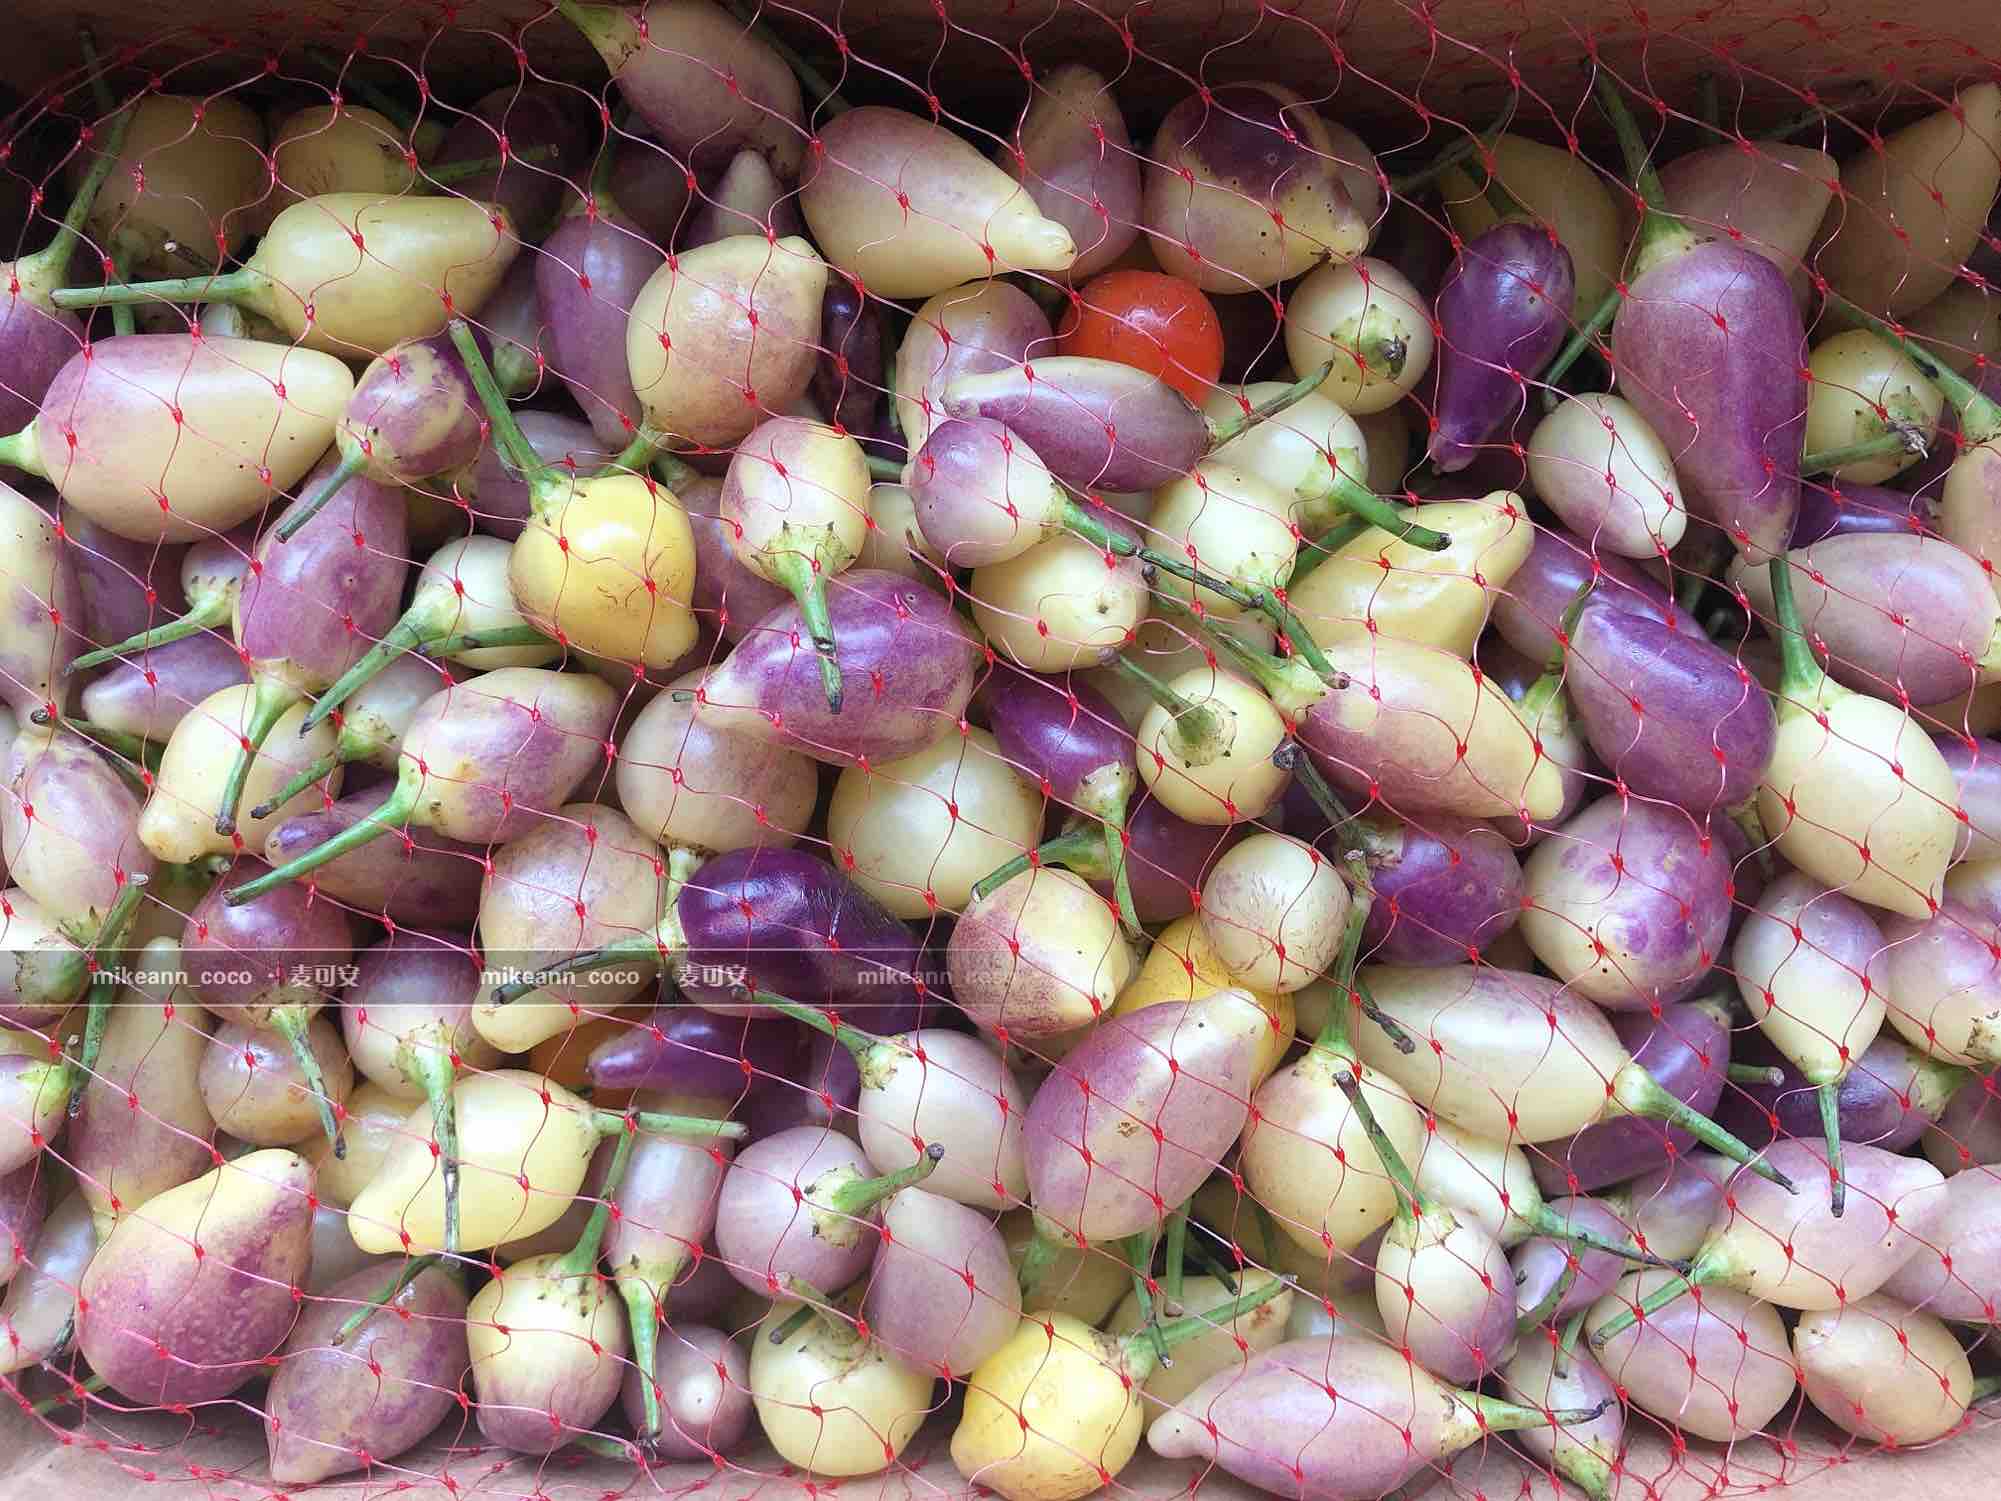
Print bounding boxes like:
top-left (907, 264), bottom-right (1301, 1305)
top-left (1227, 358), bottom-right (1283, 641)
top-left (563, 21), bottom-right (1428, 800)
top-left (1285, 257), bottom-right (1434, 415)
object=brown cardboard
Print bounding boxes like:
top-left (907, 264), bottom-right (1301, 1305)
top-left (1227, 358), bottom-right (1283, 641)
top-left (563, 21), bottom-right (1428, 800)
top-left (3, 0), bottom-right (1999, 1493)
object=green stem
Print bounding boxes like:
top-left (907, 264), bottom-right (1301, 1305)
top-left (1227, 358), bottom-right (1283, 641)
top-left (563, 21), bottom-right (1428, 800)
top-left (653, 453), bottom-right (701, 492)
top-left (222, 756), bottom-right (424, 904)
top-left (1970, 1373), bottom-right (2001, 1404)
top-left (554, 1114), bottom-right (638, 1279)
top-left (1608, 1064), bottom-right (1796, 1192)
top-left (1539, 289), bottom-right (1623, 412)
top-left (1593, 70), bottom-right (1701, 278)
top-left (1162, 1203), bottom-right (1189, 1307)
top-left (1801, 428), bottom-right (1928, 476)
top-left (767, 549), bottom-right (843, 713)
top-left (1521, 1200), bottom-right (1681, 1271)
top-left (272, 1004), bottom-right (343, 1158)
top-left (1820, 1079), bottom-right (1846, 1220)
top-left (247, 749), bottom-right (339, 822)
top-left (767, 1299), bottom-right (818, 1345)
top-left (1101, 651), bottom-right (1229, 766)
top-left (449, 319), bottom-right (562, 507)
top-left (1286, 516), bottom-right (1371, 588)
top-left (65, 589), bottom-right (233, 673)
top-left (1354, 976), bottom-right (1419, 1056)
top-left (1121, 1273), bottom-right (1290, 1381)
top-left (969, 824), bottom-right (1104, 905)
top-left (106, 249), bottom-right (135, 337)
top-left (599, 426), bottom-right (663, 478)
top-left (1125, 1230), bottom-right (1170, 1368)
top-left (1826, 293), bottom-right (2001, 445)
top-left (1727, 1063), bottom-right (1787, 1086)
top-left (620, 1275), bottom-right (664, 1437)
top-left (213, 676), bottom-right (302, 836)
top-left (1181, 1231), bottom-right (1241, 1293)
top-left (36, 714), bottom-right (159, 769)
top-left (1588, 1269), bottom-right (1699, 1347)
top-left (1204, 359), bottom-right (1339, 451)
top-left (274, 448), bottom-right (370, 544)
top-left (1460, 1392), bottom-right (1614, 1436)
top-left (735, 989), bottom-right (879, 1067)
top-left (1299, 464), bottom-right (1452, 551)
top-left (13, 85), bottom-right (132, 296)
top-left (865, 453), bottom-right (905, 481)
top-left (421, 624), bottom-right (555, 658)
top-left (1559, 1306), bottom-right (1589, 1369)
top-left (1516, 1259), bottom-right (1578, 1334)
top-left (1148, 592), bottom-right (1330, 718)
top-left (50, 265), bottom-right (261, 314)
top-left (0, 425), bottom-right (48, 479)
top-left (1766, 556), bottom-right (1826, 699)
top-left (818, 1142), bottom-right (942, 1218)
top-left (69, 974), bottom-right (117, 1116)
top-left (333, 1254), bottom-right (444, 1345)
top-left (1101, 799), bottom-right (1140, 939)
top-left (1015, 1229), bottom-right (1060, 1298)
top-left (27, 1370), bottom-right (106, 1416)
top-left (401, 1042), bottom-right (460, 1256)
top-left (1311, 883), bottom-right (1373, 1058)
top-left (299, 614), bottom-right (433, 736)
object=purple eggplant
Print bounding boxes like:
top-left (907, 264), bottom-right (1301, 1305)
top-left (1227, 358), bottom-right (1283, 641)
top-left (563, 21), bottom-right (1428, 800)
top-left (1092, 792), bottom-right (1247, 927)
top-left (0, 1162), bottom-right (45, 1292)
top-left (675, 845), bottom-right (925, 1024)
top-left (1936, 733), bottom-right (2001, 864)
top-left (745, 1028), bottom-right (862, 1139)
top-left (1792, 478), bottom-right (1933, 547)
top-left (468, 409), bottom-right (613, 543)
top-left (941, 355), bottom-right (1212, 491)
top-left (1718, 1030), bottom-right (1964, 1154)
top-left (1491, 522), bottom-right (1697, 666)
top-left (58, 506), bottom-right (187, 648)
top-left (1530, 1000), bottom-right (1733, 1196)
top-left (1001, 65), bottom-right (1142, 282)
top-left (1510, 1195), bottom-right (1639, 1327)
top-left (895, 280), bottom-right (1051, 451)
top-left (606, 133), bottom-right (696, 248)
top-left (811, 277), bottom-right (887, 442)
top-left (1429, 221), bottom-right (1576, 472)
top-left (1601, 78), bottom-right (1807, 560)
top-left (1354, 812), bottom-right (1524, 966)
top-left (1878, 1168), bottom-right (2001, 1323)
top-left (478, 252), bottom-right (549, 398)
top-left (434, 84), bottom-right (596, 242)
top-left (538, 200), bottom-right (668, 450)
top-left (1565, 603), bottom-right (1778, 814)
top-left (681, 476), bottom-right (794, 643)
top-left (261, 791), bottom-right (485, 925)
top-left (586, 1004), bottom-right (804, 1100)
top-left (684, 147), bottom-right (804, 248)
top-left (620, 1323), bottom-right (752, 1461)
top-left (76, 630), bottom-right (251, 742)
top-left (696, 568), bottom-right (982, 767)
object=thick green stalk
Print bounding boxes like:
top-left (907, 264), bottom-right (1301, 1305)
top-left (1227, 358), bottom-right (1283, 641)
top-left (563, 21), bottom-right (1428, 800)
top-left (221, 757), bottom-right (425, 904)
top-left (273, 1003), bottom-right (344, 1158)
top-left (767, 549), bottom-right (844, 713)
top-left (247, 749), bottom-right (339, 822)
top-left (50, 265), bottom-right (262, 314)
top-left (34, 713), bottom-right (159, 770)
top-left (1298, 466), bottom-right (1451, 551)
top-left (554, 1116), bottom-right (639, 1279)
top-left (1121, 1273), bottom-right (1290, 1382)
top-left (300, 613), bottom-right (439, 735)
top-left (0, 426), bottom-right (48, 478)
top-left (1801, 428), bottom-right (1929, 476)
top-left (595, 1108), bottom-right (748, 1142)
top-left (1766, 556), bottom-right (1827, 700)
top-left (1820, 1079), bottom-right (1846, 1220)
top-left (1594, 71), bottom-right (1702, 277)
top-left (817, 1141), bottom-right (942, 1217)
top-left (1099, 797), bottom-right (1141, 938)
top-left (213, 675), bottom-right (303, 835)
top-left (274, 448), bottom-right (370, 544)
top-left (1162, 1203), bottom-right (1189, 1306)
top-left (1539, 289), bottom-right (1623, 411)
top-left (1459, 1393), bottom-right (1613, 1436)
top-left (420, 625), bottom-right (554, 658)
top-left (1204, 360), bottom-right (1339, 451)
top-left (1727, 1063), bottom-right (1787, 1086)
top-left (1285, 516), bottom-right (1372, 588)
top-left (1588, 1269), bottom-right (1698, 1347)
top-left (13, 84), bottom-right (132, 298)
top-left (1147, 591), bottom-right (1330, 718)
top-left (969, 823), bottom-right (1105, 904)
top-left (449, 320), bottom-right (566, 517)
top-left (1515, 1259), bottom-right (1578, 1334)
top-left (1125, 1230), bottom-right (1170, 1368)
top-left (401, 1042), bottom-right (461, 1256)
top-left (65, 589), bottom-right (233, 673)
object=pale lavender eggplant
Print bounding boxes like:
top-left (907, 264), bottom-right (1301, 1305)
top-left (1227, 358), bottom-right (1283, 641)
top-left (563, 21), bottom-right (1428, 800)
top-left (607, 135), bottom-right (697, 248)
top-left (1791, 479), bottom-right (1932, 547)
top-left (263, 792), bottom-right (486, 924)
top-left (1491, 523), bottom-right (1696, 666)
top-left (1740, 532), bottom-right (1998, 706)
top-left (0, 479), bottom-right (79, 718)
top-left (701, 568), bottom-right (983, 766)
top-left (58, 506), bottom-right (187, 646)
top-left (344, 329), bottom-right (491, 489)
top-left (620, 1324), bottom-right (752, 1460)
top-left (73, 661), bottom-right (205, 754)
top-left (1004, 64), bottom-right (1141, 281)
top-left (1620, 1151), bottom-right (1733, 1264)
top-left (587, 1004), bottom-right (803, 1098)
top-left (910, 415), bottom-right (1071, 567)
top-left (1936, 734), bottom-right (2001, 864)
top-left (237, 461), bottom-right (409, 687)
top-left (470, 409), bottom-right (612, 542)
top-left (1719, 1031), bottom-right (1953, 1154)
top-left (681, 475), bottom-right (793, 641)
top-left (684, 148), bottom-right (804, 248)
top-left (1612, 244), bottom-right (1806, 560)
top-left (985, 667), bottom-right (1129, 806)
top-left (479, 253), bottom-right (550, 396)
top-left (1928, 1073), bottom-right (2001, 1174)
top-left (339, 928), bottom-right (483, 1075)
top-left (1877, 1168), bottom-right (2001, 1321)
top-left (1500, 1339), bottom-right (1623, 1494)
top-left (0, 300), bottom-right (80, 439)
top-left (1025, 996), bottom-right (1258, 1243)
top-left (1429, 222), bottom-right (1576, 472)
top-left (665, 1249), bottom-right (738, 1324)
top-left (435, 85), bottom-right (596, 241)
top-left (746, 1029), bottom-right (862, 1139)
top-left (608, 1109), bottom-right (731, 1319)
top-left (713, 1127), bottom-right (888, 1294)
top-left (183, 861), bottom-right (355, 1022)
top-left (811, 278), bottom-right (887, 441)
top-left (263, 1260), bottom-right (470, 1485)
top-left (1566, 603), bottom-right (1777, 814)
top-left (676, 845), bottom-right (925, 1023)
top-left (942, 355), bottom-right (1205, 491)
top-left (2, 726), bottom-right (156, 919)
top-left (1359, 813), bottom-right (1524, 966)
top-left (539, 208), bottom-right (668, 449)
top-left (0, 1161), bottom-right (44, 1290)
top-left (1510, 1196), bottom-right (1638, 1325)
top-left (862, 1188), bottom-right (1018, 1377)
top-left (1530, 1001), bottom-right (1732, 1196)
top-left (1092, 792), bottom-right (1247, 927)
top-left (898, 281), bottom-right (1050, 445)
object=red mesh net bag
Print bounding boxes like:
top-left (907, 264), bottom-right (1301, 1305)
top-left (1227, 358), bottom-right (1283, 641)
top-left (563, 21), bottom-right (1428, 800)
top-left (2, 3), bottom-right (2001, 1498)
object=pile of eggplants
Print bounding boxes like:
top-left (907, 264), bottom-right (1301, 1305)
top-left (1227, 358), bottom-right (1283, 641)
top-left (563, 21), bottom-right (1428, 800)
top-left (3, 18), bottom-right (2001, 1501)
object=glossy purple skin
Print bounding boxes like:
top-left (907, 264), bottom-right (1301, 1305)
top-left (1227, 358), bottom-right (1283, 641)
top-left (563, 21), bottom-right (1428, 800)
top-left (862, 1188), bottom-right (1017, 1377)
top-left (713, 1126), bottom-right (884, 1294)
top-left (1567, 604), bottom-right (1777, 814)
top-left (0, 294), bottom-right (81, 438)
top-left (1492, 523), bottom-right (1696, 666)
top-left (538, 209), bottom-right (668, 449)
top-left (1359, 813), bottom-right (1523, 966)
top-left (985, 667), bottom-right (1130, 807)
top-left (1718, 1031), bottom-right (1942, 1154)
top-left (675, 845), bottom-right (925, 1022)
top-left (435, 85), bottom-right (596, 241)
top-left (263, 792), bottom-right (485, 924)
top-left (585, 1003), bottom-right (804, 1099)
top-left (1936, 734), bottom-right (2001, 863)
top-left (811, 278), bottom-right (887, 440)
top-left (745, 1027), bottom-right (862, 1138)
top-left (1091, 791), bottom-right (1248, 927)
top-left (1510, 1196), bottom-right (1635, 1325)
top-left (607, 136), bottom-right (697, 248)
top-left (263, 1260), bottom-right (470, 1484)
top-left (57, 506), bottom-right (187, 646)
top-left (1429, 223), bottom-right (1576, 472)
top-left (899, 282), bottom-right (1050, 444)
top-left (1878, 1168), bottom-right (2001, 1321)
top-left (704, 568), bottom-right (983, 766)
top-left (0, 1160), bottom-right (45, 1288)
top-left (469, 409), bottom-right (611, 543)
top-left (620, 1324), bottom-right (753, 1461)
top-left (1791, 479), bottom-right (1932, 547)
top-left (1530, 1001), bottom-right (1732, 1196)
top-left (1026, 999), bottom-right (1255, 1243)
top-left (3, 726), bottom-right (157, 912)
top-left (681, 477), bottom-right (793, 643)
top-left (237, 460), bottom-right (409, 688)
top-left (941, 355), bottom-right (1205, 491)
top-left (1613, 243), bottom-right (1806, 559)
top-left (182, 860), bottom-right (355, 1022)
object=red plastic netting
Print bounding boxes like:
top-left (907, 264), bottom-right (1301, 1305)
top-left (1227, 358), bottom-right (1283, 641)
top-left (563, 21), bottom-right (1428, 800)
top-left (1, 4), bottom-right (2000, 1498)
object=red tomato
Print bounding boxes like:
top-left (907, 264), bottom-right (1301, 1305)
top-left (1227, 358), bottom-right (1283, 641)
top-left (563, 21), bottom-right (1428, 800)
top-left (1056, 270), bottom-right (1226, 404)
